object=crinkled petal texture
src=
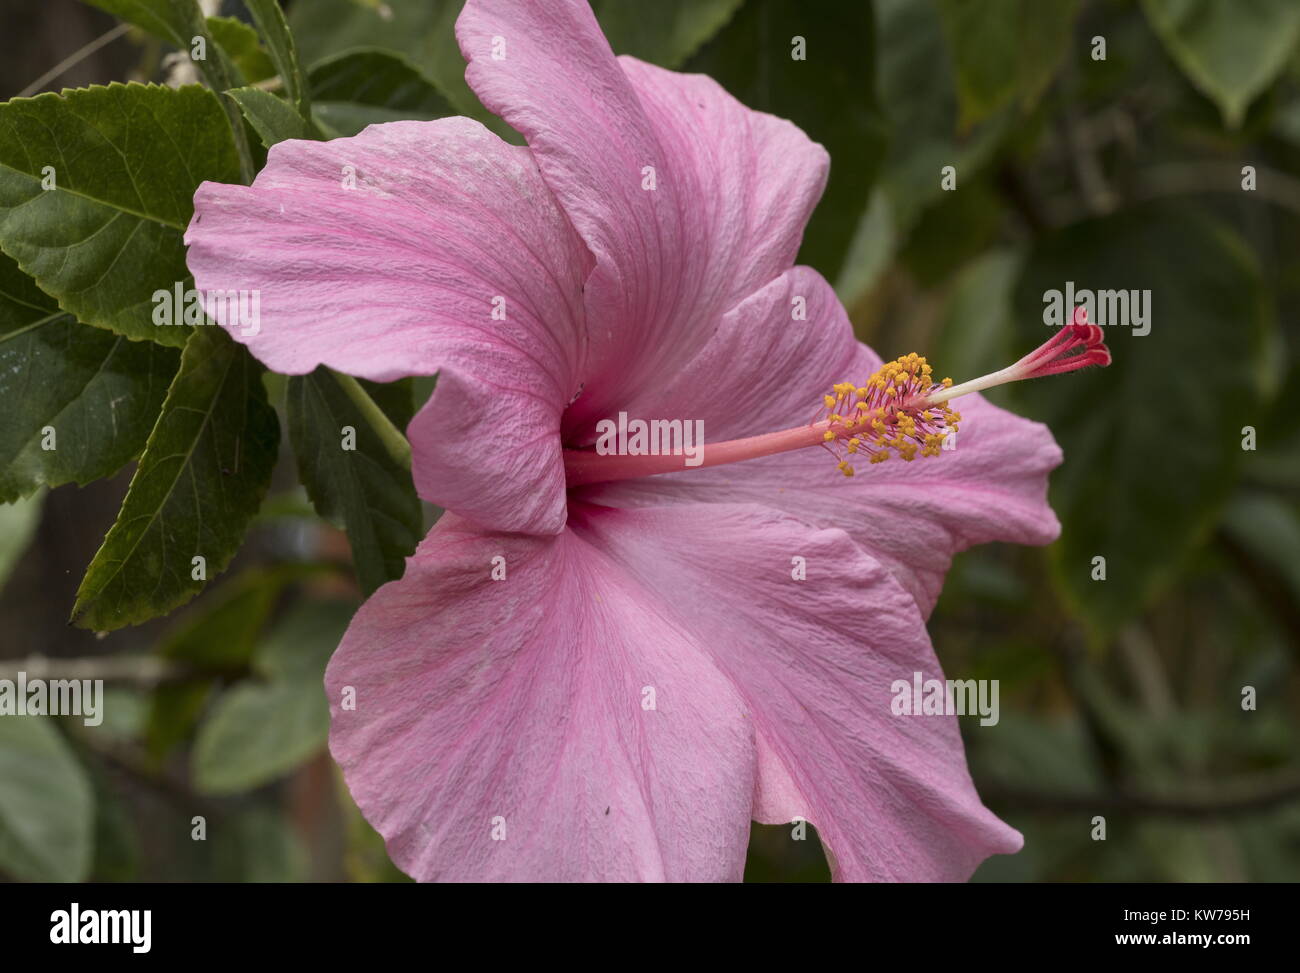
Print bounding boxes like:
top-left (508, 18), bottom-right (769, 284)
top-left (185, 117), bottom-right (592, 534)
top-left (327, 503), bottom-right (1021, 882)
top-left (580, 269), bottom-right (1064, 616)
top-left (457, 0), bottom-right (829, 436)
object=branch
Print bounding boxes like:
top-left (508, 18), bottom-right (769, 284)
top-left (0, 654), bottom-right (190, 684)
top-left (17, 22), bottom-right (132, 98)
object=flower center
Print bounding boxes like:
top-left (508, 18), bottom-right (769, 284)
top-left (563, 310), bottom-right (1109, 487)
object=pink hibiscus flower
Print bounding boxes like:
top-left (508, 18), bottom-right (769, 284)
top-left (184, 0), bottom-right (1108, 881)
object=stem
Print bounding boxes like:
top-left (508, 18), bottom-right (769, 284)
top-left (206, 61), bottom-right (258, 185)
top-left (17, 22), bottom-right (132, 98)
top-left (332, 371), bottom-right (413, 471)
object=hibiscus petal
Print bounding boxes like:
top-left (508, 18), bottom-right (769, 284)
top-left (326, 513), bottom-right (756, 882)
top-left (615, 265), bottom-right (861, 440)
top-left (184, 117), bottom-right (592, 533)
top-left (581, 276), bottom-right (1062, 615)
top-left (574, 501), bottom-right (1023, 881)
top-left (456, 0), bottom-right (829, 434)
top-left (331, 501), bottom-right (1017, 882)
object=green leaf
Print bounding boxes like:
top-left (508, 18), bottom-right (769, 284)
top-left (0, 491), bottom-right (44, 591)
top-left (934, 0), bottom-right (1080, 127)
top-left (308, 48), bottom-right (454, 137)
top-left (1244, 362), bottom-right (1300, 487)
top-left (290, 0), bottom-right (488, 122)
top-left (685, 0), bottom-right (887, 280)
top-left (897, 173), bottom-right (1002, 285)
top-left (932, 248), bottom-right (1024, 393)
top-left (192, 601), bottom-right (354, 795)
top-left (287, 368), bottom-right (422, 595)
top-left (89, 767), bottom-right (139, 881)
top-left (81, 0), bottom-right (255, 177)
top-left (155, 566), bottom-right (295, 669)
top-left (193, 682), bottom-right (329, 794)
top-left (141, 563), bottom-right (326, 759)
top-left (1011, 206), bottom-right (1271, 635)
top-left (0, 253), bottom-right (179, 502)
top-left (1221, 492), bottom-right (1300, 606)
top-left (875, 0), bottom-right (964, 233)
top-left (82, 0), bottom-right (246, 90)
top-left (1142, 0), bottom-right (1300, 128)
top-left (142, 679), bottom-right (213, 762)
top-left (207, 15), bottom-right (276, 84)
top-left (0, 716), bottom-right (94, 882)
top-left (592, 0), bottom-right (745, 68)
top-left (71, 327), bottom-right (280, 631)
top-left (838, 0), bottom-right (1013, 304)
top-left (83, 0), bottom-right (215, 51)
top-left (244, 0), bottom-right (312, 121)
top-left (255, 598), bottom-right (356, 678)
top-left (0, 83), bottom-right (242, 346)
top-left (228, 86), bottom-right (321, 147)
top-left (213, 806), bottom-right (309, 881)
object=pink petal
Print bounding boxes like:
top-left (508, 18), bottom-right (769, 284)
top-left (326, 513), bottom-right (756, 882)
top-left (330, 501), bottom-right (1020, 882)
top-left (185, 117), bottom-right (592, 533)
top-left (456, 0), bottom-right (829, 435)
top-left (576, 502), bottom-right (1022, 881)
top-left (616, 265), bottom-right (861, 440)
top-left (581, 276), bottom-right (1062, 615)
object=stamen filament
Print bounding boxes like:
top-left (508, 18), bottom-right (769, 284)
top-left (564, 423), bottom-right (828, 487)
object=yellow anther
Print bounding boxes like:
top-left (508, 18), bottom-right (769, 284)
top-left (818, 350), bottom-right (961, 477)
